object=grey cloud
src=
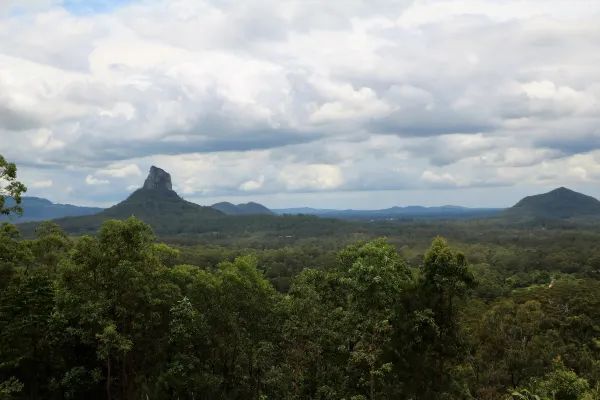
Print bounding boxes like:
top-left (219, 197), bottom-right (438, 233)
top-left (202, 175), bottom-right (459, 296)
top-left (0, 9), bottom-right (106, 72)
top-left (366, 105), bottom-right (497, 137)
top-left (535, 135), bottom-right (600, 156)
top-left (45, 125), bottom-right (323, 166)
top-left (0, 106), bottom-right (40, 131)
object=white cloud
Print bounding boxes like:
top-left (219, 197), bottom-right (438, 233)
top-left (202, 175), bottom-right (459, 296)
top-left (29, 179), bottom-right (53, 188)
top-left (0, 0), bottom-right (61, 14)
top-left (278, 164), bottom-right (344, 191)
top-left (85, 175), bottom-right (109, 185)
top-left (97, 163), bottom-right (142, 178)
top-left (239, 175), bottom-right (265, 191)
top-left (421, 171), bottom-right (462, 187)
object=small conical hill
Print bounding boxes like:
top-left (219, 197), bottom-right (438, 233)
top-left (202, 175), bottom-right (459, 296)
top-left (502, 187), bottom-right (600, 220)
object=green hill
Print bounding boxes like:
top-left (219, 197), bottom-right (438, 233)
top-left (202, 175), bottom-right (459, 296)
top-left (212, 201), bottom-right (275, 215)
top-left (501, 187), bottom-right (600, 220)
top-left (211, 202), bottom-right (242, 215)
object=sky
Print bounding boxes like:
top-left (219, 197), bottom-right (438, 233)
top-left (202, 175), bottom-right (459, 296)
top-left (1, 0), bottom-right (600, 209)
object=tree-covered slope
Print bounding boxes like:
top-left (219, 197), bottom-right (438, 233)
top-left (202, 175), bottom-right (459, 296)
top-left (502, 187), bottom-right (600, 220)
top-left (211, 201), bottom-right (275, 215)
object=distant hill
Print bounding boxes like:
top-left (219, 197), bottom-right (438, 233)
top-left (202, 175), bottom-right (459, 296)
top-left (273, 205), bottom-right (504, 220)
top-left (16, 166), bottom-right (224, 235)
top-left (212, 201), bottom-right (275, 215)
top-left (15, 166), bottom-right (346, 240)
top-left (0, 196), bottom-right (103, 222)
top-left (502, 187), bottom-right (600, 220)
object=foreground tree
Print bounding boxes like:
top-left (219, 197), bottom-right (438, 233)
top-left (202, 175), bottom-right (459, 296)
top-left (54, 217), bottom-right (180, 399)
top-left (0, 155), bottom-right (27, 217)
top-left (419, 236), bottom-right (476, 398)
top-left (339, 238), bottom-right (412, 399)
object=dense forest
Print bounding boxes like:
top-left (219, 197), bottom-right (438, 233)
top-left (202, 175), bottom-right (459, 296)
top-left (3, 156), bottom-right (600, 399)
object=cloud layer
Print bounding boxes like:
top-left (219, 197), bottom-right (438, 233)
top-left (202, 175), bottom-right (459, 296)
top-left (2, 0), bottom-right (600, 208)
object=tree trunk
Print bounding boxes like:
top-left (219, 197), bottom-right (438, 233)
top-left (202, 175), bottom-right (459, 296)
top-left (106, 357), bottom-right (111, 400)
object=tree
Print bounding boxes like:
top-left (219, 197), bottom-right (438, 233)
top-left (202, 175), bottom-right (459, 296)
top-left (281, 269), bottom-right (330, 398)
top-left (0, 155), bottom-right (27, 217)
top-left (338, 238), bottom-right (412, 399)
top-left (477, 300), bottom-right (552, 392)
top-left (0, 223), bottom-right (33, 291)
top-left (419, 236), bottom-right (476, 397)
top-left (54, 217), bottom-right (180, 399)
top-left (208, 256), bottom-right (284, 399)
top-left (30, 222), bottom-right (71, 274)
top-left (0, 274), bottom-right (54, 399)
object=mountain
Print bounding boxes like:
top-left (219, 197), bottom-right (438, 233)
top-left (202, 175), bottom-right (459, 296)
top-left (16, 166), bottom-right (224, 235)
top-left (502, 187), bottom-right (600, 220)
top-left (273, 205), bottom-right (504, 220)
top-left (211, 202), bottom-right (241, 215)
top-left (15, 166), bottom-right (352, 240)
top-left (0, 196), bottom-right (103, 222)
top-left (211, 201), bottom-right (275, 215)
top-left (88, 166), bottom-right (224, 224)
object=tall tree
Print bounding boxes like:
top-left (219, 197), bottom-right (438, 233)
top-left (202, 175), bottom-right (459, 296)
top-left (338, 238), bottom-right (412, 399)
top-left (419, 236), bottom-right (476, 397)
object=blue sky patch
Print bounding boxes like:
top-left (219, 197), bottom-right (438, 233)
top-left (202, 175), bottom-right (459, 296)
top-left (62, 0), bottom-right (137, 15)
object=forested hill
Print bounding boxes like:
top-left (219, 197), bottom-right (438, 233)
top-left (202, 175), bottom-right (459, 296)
top-left (15, 166), bottom-right (355, 239)
top-left (211, 201), bottom-right (275, 215)
top-left (502, 187), bottom-right (600, 220)
top-left (0, 196), bottom-right (103, 222)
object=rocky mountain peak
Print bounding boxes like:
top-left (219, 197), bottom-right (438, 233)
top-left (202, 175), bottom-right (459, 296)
top-left (142, 166), bottom-right (173, 191)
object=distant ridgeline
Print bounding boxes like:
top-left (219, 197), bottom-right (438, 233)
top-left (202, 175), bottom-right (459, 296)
top-left (0, 196), bottom-right (103, 222)
top-left (14, 166), bottom-right (344, 238)
top-left (8, 167), bottom-right (600, 237)
top-left (272, 205), bottom-right (505, 220)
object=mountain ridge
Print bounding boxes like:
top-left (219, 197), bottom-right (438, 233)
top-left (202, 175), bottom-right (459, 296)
top-left (0, 196), bottom-right (103, 222)
top-left (212, 201), bottom-right (275, 215)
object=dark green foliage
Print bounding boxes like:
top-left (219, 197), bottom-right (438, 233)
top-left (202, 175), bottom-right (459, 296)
top-left (4, 216), bottom-right (600, 398)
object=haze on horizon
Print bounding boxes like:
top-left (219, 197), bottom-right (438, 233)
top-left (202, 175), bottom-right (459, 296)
top-left (1, 0), bottom-right (600, 210)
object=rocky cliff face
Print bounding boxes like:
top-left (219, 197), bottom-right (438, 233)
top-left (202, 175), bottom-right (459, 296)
top-left (142, 166), bottom-right (173, 191)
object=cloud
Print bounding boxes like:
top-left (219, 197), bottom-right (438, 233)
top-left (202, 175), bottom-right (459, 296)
top-left (85, 175), bottom-right (109, 185)
top-left (29, 179), bottom-right (53, 188)
top-left (0, 0), bottom-right (61, 14)
top-left (2, 0), bottom-right (600, 208)
top-left (239, 175), bottom-right (265, 191)
top-left (278, 164), bottom-right (344, 191)
top-left (97, 163), bottom-right (142, 178)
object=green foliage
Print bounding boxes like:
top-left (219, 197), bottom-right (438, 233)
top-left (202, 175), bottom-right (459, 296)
top-left (0, 377), bottom-right (23, 400)
top-left (5, 206), bottom-right (600, 398)
top-left (0, 155), bottom-right (27, 217)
